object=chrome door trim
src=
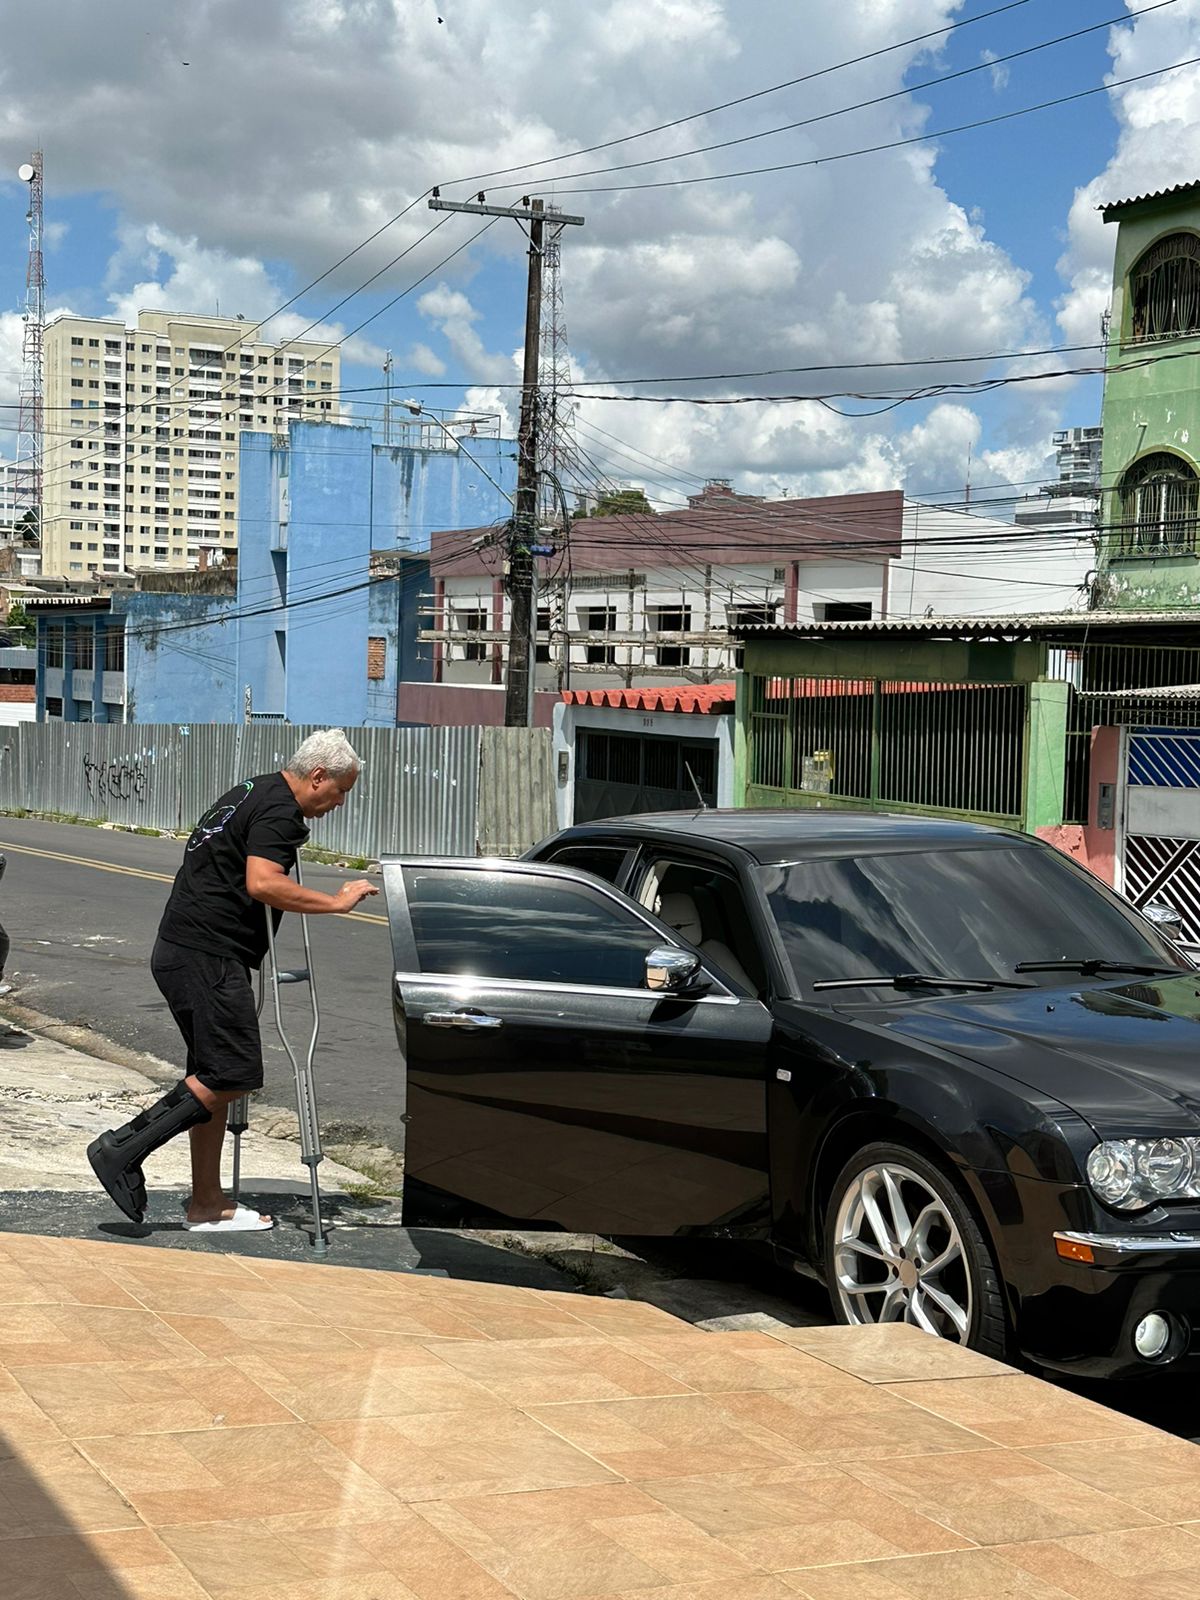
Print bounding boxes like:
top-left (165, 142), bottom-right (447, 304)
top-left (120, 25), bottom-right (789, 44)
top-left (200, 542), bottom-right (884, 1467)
top-left (393, 969), bottom-right (751, 1008)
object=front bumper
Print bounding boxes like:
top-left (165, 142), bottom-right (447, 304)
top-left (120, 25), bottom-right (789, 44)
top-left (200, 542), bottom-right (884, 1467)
top-left (1018, 1228), bottom-right (1200, 1379)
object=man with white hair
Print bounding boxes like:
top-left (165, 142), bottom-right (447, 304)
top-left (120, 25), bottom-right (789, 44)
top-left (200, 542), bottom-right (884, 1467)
top-left (87, 728), bottom-right (377, 1231)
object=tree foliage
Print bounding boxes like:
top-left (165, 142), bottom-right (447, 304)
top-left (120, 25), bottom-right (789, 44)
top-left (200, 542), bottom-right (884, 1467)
top-left (585, 488), bottom-right (654, 518)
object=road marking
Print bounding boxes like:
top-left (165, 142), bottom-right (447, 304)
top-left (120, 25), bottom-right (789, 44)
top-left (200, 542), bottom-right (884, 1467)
top-left (0, 839), bottom-right (390, 926)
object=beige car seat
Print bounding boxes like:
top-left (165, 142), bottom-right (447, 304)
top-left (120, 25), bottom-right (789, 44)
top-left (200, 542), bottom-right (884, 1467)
top-left (656, 891), bottom-right (755, 993)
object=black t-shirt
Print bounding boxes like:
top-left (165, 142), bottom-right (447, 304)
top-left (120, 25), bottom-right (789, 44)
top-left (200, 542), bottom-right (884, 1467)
top-left (158, 772), bottom-right (309, 967)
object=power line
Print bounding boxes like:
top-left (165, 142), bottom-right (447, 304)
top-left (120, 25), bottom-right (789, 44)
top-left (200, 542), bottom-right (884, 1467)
top-left (467, 3), bottom-right (1173, 194)
top-left (537, 53), bottom-right (1200, 195)
top-left (445, 0), bottom-right (1038, 189)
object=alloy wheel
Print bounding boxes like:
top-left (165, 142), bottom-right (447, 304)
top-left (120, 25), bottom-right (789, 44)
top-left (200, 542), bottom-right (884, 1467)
top-left (831, 1160), bottom-right (972, 1341)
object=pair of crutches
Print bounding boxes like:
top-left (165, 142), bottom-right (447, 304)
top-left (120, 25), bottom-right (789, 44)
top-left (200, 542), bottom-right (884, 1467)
top-left (227, 859), bottom-right (329, 1255)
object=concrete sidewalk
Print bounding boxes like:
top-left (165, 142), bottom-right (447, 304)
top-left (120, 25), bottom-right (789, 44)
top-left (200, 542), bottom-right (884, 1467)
top-left (4, 1230), bottom-right (1200, 1600)
top-left (0, 1013), bottom-right (368, 1196)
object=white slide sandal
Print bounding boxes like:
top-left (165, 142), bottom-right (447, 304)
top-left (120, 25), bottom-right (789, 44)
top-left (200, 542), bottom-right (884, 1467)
top-left (184, 1204), bottom-right (274, 1233)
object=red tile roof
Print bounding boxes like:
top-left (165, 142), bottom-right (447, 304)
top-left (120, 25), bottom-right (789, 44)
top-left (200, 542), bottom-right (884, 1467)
top-left (562, 684), bottom-right (735, 714)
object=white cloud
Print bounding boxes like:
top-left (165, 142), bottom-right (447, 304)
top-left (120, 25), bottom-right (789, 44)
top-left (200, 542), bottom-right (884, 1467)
top-left (104, 223), bottom-right (279, 328)
top-left (1057, 2), bottom-right (1200, 346)
top-left (417, 283), bottom-right (517, 384)
top-left (407, 342), bottom-right (447, 377)
top-left (980, 49), bottom-right (1009, 93)
top-left (98, 224), bottom-right (386, 370)
top-left (0, 1), bottom-right (1131, 496)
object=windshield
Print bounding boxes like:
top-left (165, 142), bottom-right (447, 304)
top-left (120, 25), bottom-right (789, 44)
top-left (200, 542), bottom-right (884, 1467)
top-left (761, 844), bottom-right (1190, 1001)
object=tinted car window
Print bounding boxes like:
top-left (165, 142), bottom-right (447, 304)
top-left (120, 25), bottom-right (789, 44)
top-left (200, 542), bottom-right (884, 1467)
top-left (404, 866), bottom-right (660, 987)
top-left (542, 845), bottom-right (629, 885)
top-left (762, 846), bottom-right (1188, 999)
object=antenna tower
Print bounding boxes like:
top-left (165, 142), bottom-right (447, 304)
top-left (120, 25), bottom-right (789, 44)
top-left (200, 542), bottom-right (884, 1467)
top-left (15, 151), bottom-right (45, 544)
top-left (537, 207), bottom-right (580, 526)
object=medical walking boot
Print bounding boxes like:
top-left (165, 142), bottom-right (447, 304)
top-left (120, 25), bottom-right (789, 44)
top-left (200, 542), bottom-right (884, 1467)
top-left (87, 1081), bottom-right (212, 1222)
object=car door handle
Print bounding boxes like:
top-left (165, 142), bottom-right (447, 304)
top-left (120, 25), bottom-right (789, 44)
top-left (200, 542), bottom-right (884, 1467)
top-left (422, 1011), bottom-right (504, 1030)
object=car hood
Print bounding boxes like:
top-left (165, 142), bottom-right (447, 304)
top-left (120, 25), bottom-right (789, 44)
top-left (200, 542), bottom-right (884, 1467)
top-left (873, 971), bottom-right (1200, 1137)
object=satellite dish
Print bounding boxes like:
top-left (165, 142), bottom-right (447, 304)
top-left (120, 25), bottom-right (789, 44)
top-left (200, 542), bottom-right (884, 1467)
top-left (17, 163), bottom-right (35, 182)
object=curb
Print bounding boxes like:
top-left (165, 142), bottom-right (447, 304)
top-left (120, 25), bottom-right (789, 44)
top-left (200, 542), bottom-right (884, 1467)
top-left (0, 996), bottom-right (400, 1193)
top-left (0, 997), bottom-right (182, 1088)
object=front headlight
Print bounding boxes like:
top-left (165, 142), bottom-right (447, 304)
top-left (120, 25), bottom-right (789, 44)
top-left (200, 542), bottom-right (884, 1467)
top-left (1086, 1137), bottom-right (1200, 1210)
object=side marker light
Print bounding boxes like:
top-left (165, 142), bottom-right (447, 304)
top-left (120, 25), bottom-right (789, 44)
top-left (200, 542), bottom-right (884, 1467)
top-left (1055, 1237), bottom-right (1095, 1264)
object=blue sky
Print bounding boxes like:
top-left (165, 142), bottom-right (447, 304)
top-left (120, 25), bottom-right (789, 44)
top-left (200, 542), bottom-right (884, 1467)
top-left (2, 0), bottom-right (1198, 511)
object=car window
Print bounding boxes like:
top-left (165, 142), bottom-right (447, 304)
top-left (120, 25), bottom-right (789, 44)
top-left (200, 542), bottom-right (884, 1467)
top-left (633, 856), bottom-right (767, 996)
top-left (762, 845), bottom-right (1190, 1000)
top-left (540, 844), bottom-right (630, 886)
top-left (403, 866), bottom-right (664, 987)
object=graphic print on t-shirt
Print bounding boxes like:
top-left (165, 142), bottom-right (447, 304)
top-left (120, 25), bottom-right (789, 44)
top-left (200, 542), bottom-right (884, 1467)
top-left (186, 781), bottom-right (253, 853)
top-left (158, 772), bottom-right (308, 966)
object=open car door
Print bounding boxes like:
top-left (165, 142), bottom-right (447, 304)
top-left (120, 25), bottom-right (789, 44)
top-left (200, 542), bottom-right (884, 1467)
top-left (383, 857), bottom-right (775, 1233)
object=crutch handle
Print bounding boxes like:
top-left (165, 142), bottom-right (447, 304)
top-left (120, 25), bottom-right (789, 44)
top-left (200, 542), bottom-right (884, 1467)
top-left (275, 968), bottom-right (310, 985)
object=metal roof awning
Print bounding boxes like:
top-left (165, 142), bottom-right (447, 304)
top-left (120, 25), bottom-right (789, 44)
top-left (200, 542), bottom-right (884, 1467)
top-left (1098, 179), bottom-right (1200, 217)
top-left (731, 611), bottom-right (1200, 644)
top-left (1077, 685), bottom-right (1200, 704)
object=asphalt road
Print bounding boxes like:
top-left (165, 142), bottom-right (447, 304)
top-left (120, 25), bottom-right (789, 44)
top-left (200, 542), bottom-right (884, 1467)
top-left (0, 815), bottom-right (405, 1146)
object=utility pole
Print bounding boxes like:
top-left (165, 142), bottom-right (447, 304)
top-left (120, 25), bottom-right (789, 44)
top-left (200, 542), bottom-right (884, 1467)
top-left (429, 193), bottom-right (583, 724)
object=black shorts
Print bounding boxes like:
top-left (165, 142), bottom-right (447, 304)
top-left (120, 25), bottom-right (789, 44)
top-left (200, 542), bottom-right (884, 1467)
top-left (151, 937), bottom-right (263, 1093)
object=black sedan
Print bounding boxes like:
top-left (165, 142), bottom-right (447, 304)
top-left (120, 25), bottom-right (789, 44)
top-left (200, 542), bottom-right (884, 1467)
top-left (382, 810), bottom-right (1200, 1379)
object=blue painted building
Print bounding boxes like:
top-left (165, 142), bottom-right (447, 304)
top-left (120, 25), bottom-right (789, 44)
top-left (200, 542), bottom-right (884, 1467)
top-left (29, 419), bottom-right (516, 725)
top-left (30, 589), bottom-right (237, 724)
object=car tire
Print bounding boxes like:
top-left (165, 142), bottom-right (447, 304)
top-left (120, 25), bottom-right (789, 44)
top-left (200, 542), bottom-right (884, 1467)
top-left (823, 1140), bottom-right (1007, 1358)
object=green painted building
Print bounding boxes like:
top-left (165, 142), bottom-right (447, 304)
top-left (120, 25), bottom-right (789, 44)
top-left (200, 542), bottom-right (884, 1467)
top-left (1095, 180), bottom-right (1200, 609)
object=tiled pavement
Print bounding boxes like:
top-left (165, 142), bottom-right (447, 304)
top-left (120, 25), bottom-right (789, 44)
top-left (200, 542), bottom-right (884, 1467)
top-left (3, 1231), bottom-right (1200, 1598)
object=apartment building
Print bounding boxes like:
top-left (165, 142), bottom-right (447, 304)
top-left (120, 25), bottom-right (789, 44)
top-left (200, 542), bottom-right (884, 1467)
top-left (41, 310), bottom-right (340, 577)
top-left (0, 458), bottom-right (20, 540)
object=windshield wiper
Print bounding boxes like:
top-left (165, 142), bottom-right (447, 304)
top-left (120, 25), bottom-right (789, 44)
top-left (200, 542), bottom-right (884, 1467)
top-left (1014, 958), bottom-right (1183, 977)
top-left (811, 972), bottom-right (1035, 993)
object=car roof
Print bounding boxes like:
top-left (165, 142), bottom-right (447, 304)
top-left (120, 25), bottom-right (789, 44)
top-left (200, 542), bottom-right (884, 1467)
top-left (556, 808), bottom-right (1028, 865)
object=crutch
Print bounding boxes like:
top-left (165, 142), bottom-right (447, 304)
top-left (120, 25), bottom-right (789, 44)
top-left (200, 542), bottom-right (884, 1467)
top-left (229, 859), bottom-right (329, 1255)
top-left (226, 971), bottom-right (266, 1205)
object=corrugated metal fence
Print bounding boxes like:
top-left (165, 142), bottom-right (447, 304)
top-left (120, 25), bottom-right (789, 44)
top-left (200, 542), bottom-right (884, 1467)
top-left (0, 722), bottom-right (555, 858)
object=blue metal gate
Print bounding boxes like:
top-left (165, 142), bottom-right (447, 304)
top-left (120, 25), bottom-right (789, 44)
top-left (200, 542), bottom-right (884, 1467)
top-left (1121, 728), bottom-right (1200, 943)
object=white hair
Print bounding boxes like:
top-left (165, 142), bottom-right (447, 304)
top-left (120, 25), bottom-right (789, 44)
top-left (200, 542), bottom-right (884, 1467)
top-left (287, 728), bottom-right (361, 779)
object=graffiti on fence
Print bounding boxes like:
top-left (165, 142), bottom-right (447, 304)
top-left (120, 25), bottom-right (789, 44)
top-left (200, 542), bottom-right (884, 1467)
top-left (82, 751), bottom-right (149, 805)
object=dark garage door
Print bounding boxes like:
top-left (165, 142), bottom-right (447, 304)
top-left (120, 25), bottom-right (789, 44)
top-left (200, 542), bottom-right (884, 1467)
top-left (575, 729), bottom-right (717, 822)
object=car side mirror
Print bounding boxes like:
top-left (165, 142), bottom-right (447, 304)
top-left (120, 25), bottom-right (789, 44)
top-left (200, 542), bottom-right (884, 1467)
top-left (1144, 898), bottom-right (1185, 942)
top-left (645, 947), bottom-right (708, 996)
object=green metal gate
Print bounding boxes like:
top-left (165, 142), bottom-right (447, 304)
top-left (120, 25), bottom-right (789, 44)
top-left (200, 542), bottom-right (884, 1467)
top-left (747, 672), bottom-right (1028, 826)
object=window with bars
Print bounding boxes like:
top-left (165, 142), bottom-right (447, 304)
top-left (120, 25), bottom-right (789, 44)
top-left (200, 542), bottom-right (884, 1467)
top-left (1129, 233), bottom-right (1200, 341)
top-left (452, 607), bottom-right (488, 662)
top-left (44, 626), bottom-right (64, 669)
top-left (104, 626), bottom-right (125, 672)
top-left (582, 605), bottom-right (617, 666)
top-left (648, 603), bottom-right (692, 668)
top-left (536, 606), bottom-right (552, 665)
top-left (1116, 452), bottom-right (1200, 556)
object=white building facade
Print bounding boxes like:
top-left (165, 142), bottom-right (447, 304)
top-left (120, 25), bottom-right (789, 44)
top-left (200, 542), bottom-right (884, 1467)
top-left (887, 502), bottom-right (1095, 619)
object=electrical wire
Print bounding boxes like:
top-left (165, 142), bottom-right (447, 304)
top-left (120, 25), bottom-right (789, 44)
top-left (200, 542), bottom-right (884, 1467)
top-left (446, 0), bottom-right (1037, 189)
top-left (461, 3), bottom-right (1174, 194)
top-left (534, 53), bottom-right (1200, 195)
